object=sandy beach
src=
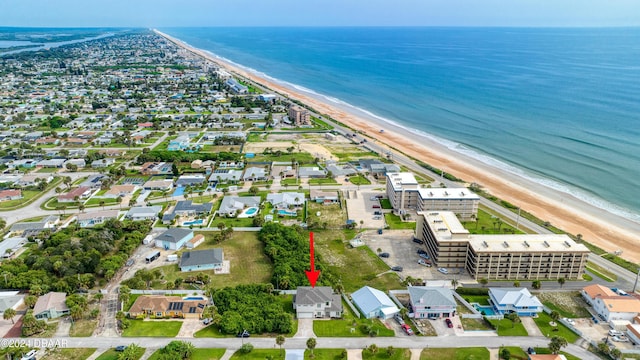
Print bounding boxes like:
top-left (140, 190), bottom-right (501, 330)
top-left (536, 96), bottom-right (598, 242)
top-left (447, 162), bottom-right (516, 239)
top-left (156, 30), bottom-right (640, 263)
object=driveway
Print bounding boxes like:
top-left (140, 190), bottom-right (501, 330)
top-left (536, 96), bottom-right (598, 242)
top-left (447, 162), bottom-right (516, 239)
top-left (430, 317), bottom-right (456, 336)
top-left (521, 317), bottom-right (543, 336)
top-left (294, 318), bottom-right (315, 338)
top-left (176, 318), bottom-right (205, 337)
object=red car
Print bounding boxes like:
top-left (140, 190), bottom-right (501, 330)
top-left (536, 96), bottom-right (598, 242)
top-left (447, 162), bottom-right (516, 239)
top-left (401, 324), bottom-right (414, 335)
top-left (445, 318), bottom-right (453, 328)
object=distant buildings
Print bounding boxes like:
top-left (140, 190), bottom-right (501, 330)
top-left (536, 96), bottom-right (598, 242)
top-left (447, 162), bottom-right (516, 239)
top-left (582, 284), bottom-right (640, 322)
top-left (386, 172), bottom-right (479, 220)
top-left (415, 211), bottom-right (589, 280)
top-left (225, 78), bottom-right (248, 94)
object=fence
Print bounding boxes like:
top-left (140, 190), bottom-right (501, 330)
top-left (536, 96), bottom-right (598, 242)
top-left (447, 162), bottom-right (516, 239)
top-left (129, 289), bottom-right (205, 295)
top-left (342, 293), bottom-right (361, 318)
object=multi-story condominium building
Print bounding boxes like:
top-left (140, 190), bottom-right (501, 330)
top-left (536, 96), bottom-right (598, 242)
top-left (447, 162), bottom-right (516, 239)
top-left (288, 105), bottom-right (311, 126)
top-left (386, 172), bottom-right (479, 220)
top-left (415, 211), bottom-right (589, 280)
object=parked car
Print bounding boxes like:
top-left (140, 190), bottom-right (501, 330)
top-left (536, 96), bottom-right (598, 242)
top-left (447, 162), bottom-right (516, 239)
top-left (401, 324), bottom-right (414, 335)
top-left (202, 318), bottom-right (212, 325)
top-left (20, 350), bottom-right (37, 360)
top-left (608, 329), bottom-right (624, 337)
top-left (379, 252), bottom-right (390, 258)
top-left (527, 347), bottom-right (536, 355)
top-left (394, 313), bottom-right (405, 325)
top-left (372, 204), bottom-right (381, 209)
top-left (419, 253), bottom-right (430, 260)
top-left (373, 216), bottom-right (382, 220)
top-left (115, 346), bottom-right (127, 352)
top-left (445, 318), bottom-right (453, 328)
top-left (563, 318), bottom-right (575, 326)
top-left (417, 249), bottom-right (427, 255)
top-left (391, 266), bottom-right (403, 272)
top-left (612, 335), bottom-right (629, 342)
top-left (378, 229), bottom-right (383, 234)
top-left (418, 259), bottom-right (431, 267)
top-left (437, 268), bottom-right (449, 274)
top-left (237, 330), bottom-right (250, 338)
top-left (412, 238), bottom-right (424, 244)
top-left (374, 211), bottom-right (382, 215)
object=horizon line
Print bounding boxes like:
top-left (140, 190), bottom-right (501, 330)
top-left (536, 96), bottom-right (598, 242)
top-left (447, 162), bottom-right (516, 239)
top-left (2, 25), bottom-right (640, 30)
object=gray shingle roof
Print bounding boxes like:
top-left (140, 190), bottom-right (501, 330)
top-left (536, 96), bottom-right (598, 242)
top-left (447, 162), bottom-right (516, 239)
top-left (179, 249), bottom-right (224, 268)
top-left (156, 228), bottom-right (193, 243)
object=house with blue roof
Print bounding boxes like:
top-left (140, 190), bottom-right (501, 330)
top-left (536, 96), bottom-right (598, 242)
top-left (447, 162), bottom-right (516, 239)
top-left (488, 288), bottom-right (543, 316)
top-left (351, 286), bottom-right (399, 319)
top-left (154, 228), bottom-right (194, 250)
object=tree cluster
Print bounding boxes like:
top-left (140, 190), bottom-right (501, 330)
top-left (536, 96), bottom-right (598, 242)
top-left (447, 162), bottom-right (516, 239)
top-left (151, 341), bottom-right (195, 360)
top-left (212, 284), bottom-right (292, 335)
top-left (136, 150), bottom-right (241, 165)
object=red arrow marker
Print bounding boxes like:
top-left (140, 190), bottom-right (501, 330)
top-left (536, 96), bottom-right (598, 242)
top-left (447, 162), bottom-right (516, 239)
top-left (305, 232), bottom-right (321, 287)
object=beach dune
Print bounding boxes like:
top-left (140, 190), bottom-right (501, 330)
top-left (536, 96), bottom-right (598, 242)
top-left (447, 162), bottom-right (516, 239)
top-left (155, 30), bottom-right (640, 263)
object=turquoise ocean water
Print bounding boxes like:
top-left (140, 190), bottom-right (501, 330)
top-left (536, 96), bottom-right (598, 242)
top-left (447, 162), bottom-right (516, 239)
top-left (162, 27), bottom-right (640, 222)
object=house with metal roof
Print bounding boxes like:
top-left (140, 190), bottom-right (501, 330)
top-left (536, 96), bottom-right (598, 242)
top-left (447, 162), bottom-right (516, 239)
top-left (179, 249), bottom-right (224, 272)
top-left (154, 228), bottom-right (194, 250)
top-left (125, 206), bottom-right (162, 221)
top-left (408, 286), bottom-right (457, 319)
top-left (489, 288), bottom-right (543, 316)
top-left (162, 200), bottom-right (213, 224)
top-left (351, 286), bottom-right (399, 319)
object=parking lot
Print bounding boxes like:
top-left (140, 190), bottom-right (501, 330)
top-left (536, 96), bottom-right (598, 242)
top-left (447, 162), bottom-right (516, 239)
top-left (345, 190), bottom-right (386, 229)
top-left (361, 230), bottom-right (433, 280)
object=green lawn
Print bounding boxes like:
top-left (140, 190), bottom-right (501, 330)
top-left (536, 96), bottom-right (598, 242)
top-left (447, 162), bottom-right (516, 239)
top-left (0, 177), bottom-right (62, 210)
top-left (313, 230), bottom-right (403, 292)
top-left (460, 208), bottom-right (523, 234)
top-left (501, 346), bottom-right (529, 360)
top-left (124, 294), bottom-right (142, 311)
top-left (85, 197), bottom-right (118, 206)
top-left (231, 349), bottom-right (283, 360)
top-left (121, 320), bottom-right (182, 337)
top-left (37, 167), bottom-right (61, 173)
top-left (157, 231), bottom-right (272, 290)
top-left (585, 261), bottom-right (617, 282)
top-left (252, 152), bottom-right (315, 164)
top-left (362, 348), bottom-right (411, 360)
top-left (533, 312), bottom-right (580, 343)
top-left (308, 178), bottom-right (339, 185)
top-left (487, 318), bottom-right (528, 336)
top-left (347, 175), bottom-right (371, 185)
top-left (313, 301), bottom-right (394, 337)
top-left (461, 295), bottom-right (490, 305)
top-left (460, 317), bottom-right (492, 331)
top-left (42, 348), bottom-right (97, 360)
top-left (95, 348), bottom-right (145, 360)
top-left (536, 292), bottom-right (591, 318)
top-left (384, 213), bottom-right (416, 230)
top-left (420, 347), bottom-right (490, 360)
top-left (379, 199), bottom-right (393, 209)
top-left (149, 348), bottom-right (226, 360)
top-left (304, 349), bottom-right (345, 360)
top-left (69, 319), bottom-right (98, 337)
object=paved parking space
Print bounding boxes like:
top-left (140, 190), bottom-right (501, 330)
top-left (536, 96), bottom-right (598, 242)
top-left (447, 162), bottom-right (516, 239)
top-left (430, 316), bottom-right (457, 336)
top-left (345, 190), bottom-right (386, 229)
top-left (573, 318), bottom-right (610, 342)
top-left (361, 230), bottom-right (433, 279)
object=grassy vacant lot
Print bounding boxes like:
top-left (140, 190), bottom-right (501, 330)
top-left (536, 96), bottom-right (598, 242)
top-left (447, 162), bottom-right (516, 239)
top-left (121, 320), bottom-right (182, 337)
top-left (69, 319), bottom-right (98, 337)
top-left (347, 175), bottom-right (371, 185)
top-left (313, 301), bottom-right (394, 337)
top-left (313, 230), bottom-right (403, 292)
top-left (420, 347), bottom-right (489, 360)
top-left (487, 318), bottom-right (528, 336)
top-left (533, 312), bottom-right (580, 343)
top-left (157, 231), bottom-right (272, 289)
top-left (42, 348), bottom-right (96, 360)
top-left (384, 213), bottom-right (416, 230)
top-left (304, 349), bottom-right (345, 360)
top-left (231, 349), bottom-right (283, 360)
top-left (460, 208), bottom-right (523, 234)
top-left (536, 291), bottom-right (591, 318)
top-left (307, 202), bottom-right (346, 229)
top-left (309, 178), bottom-right (339, 185)
top-left (95, 348), bottom-right (145, 360)
top-left (362, 348), bottom-right (411, 360)
top-left (149, 348), bottom-right (226, 360)
top-left (460, 317), bottom-right (493, 331)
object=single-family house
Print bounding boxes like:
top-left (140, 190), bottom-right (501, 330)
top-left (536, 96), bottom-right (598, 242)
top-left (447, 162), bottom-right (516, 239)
top-left (176, 174), bottom-right (206, 187)
top-left (293, 286), bottom-right (342, 319)
top-left (15, 174), bottom-right (53, 187)
top-left (155, 228), bottom-right (194, 250)
top-left (128, 295), bottom-right (208, 319)
top-left (0, 291), bottom-right (25, 316)
top-left (310, 190), bottom-right (339, 204)
top-left (179, 248), bottom-right (224, 272)
top-left (80, 174), bottom-right (107, 188)
top-left (209, 169), bottom-right (243, 184)
top-left (105, 184), bottom-right (138, 198)
top-left (58, 186), bottom-right (93, 203)
top-left (488, 288), bottom-right (543, 316)
top-left (76, 210), bottom-right (120, 228)
top-left (0, 189), bottom-right (22, 201)
top-left (581, 284), bottom-right (616, 306)
top-left (326, 163), bottom-right (357, 177)
top-left (91, 158), bottom-right (115, 168)
top-left (162, 201), bottom-right (213, 223)
top-left (528, 356), bottom-right (567, 360)
top-left (408, 286), bottom-right (457, 319)
top-left (140, 162), bottom-right (174, 175)
top-left (167, 134), bottom-right (191, 151)
top-left (9, 215), bottom-right (59, 236)
top-left (143, 179), bottom-right (174, 191)
top-left (298, 167), bottom-right (327, 178)
top-left (186, 234), bottom-right (205, 249)
top-left (125, 206), bottom-right (162, 221)
top-left (0, 237), bottom-right (28, 258)
top-left (243, 167), bottom-right (267, 181)
top-left (64, 158), bottom-right (86, 169)
top-left (266, 192), bottom-right (305, 209)
top-left (33, 292), bottom-right (70, 319)
top-left (218, 196), bottom-right (260, 217)
top-left (36, 159), bottom-right (66, 168)
top-left (351, 286), bottom-right (399, 319)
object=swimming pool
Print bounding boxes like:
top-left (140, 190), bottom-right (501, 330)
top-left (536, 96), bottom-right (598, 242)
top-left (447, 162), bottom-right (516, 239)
top-left (238, 206), bottom-right (259, 218)
top-left (183, 219), bottom-right (204, 226)
top-left (183, 296), bottom-right (205, 301)
top-left (473, 304), bottom-right (496, 315)
top-left (172, 186), bottom-right (185, 197)
top-left (278, 209), bottom-right (297, 217)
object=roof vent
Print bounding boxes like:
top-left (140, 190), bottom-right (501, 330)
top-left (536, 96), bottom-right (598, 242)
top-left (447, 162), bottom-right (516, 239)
top-left (543, 241), bottom-right (550, 248)
top-left (523, 241), bottom-right (530, 248)
top-left (482, 241), bottom-right (489, 248)
top-left (503, 241), bottom-right (509, 248)
top-left (564, 240), bottom-right (571, 247)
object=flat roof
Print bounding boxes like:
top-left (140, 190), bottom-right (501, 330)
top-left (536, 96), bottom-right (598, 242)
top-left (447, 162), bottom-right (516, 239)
top-left (420, 211), bottom-right (469, 241)
top-left (386, 172), bottom-right (418, 191)
top-left (468, 234), bottom-right (589, 253)
top-left (417, 188), bottom-right (480, 200)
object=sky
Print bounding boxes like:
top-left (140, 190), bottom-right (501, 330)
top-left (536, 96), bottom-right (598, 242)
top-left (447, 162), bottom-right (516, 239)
top-left (1, 0), bottom-right (639, 28)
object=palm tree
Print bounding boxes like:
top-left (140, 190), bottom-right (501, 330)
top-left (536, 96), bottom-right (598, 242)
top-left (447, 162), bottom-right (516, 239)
top-left (513, 280), bottom-right (520, 288)
top-left (557, 277), bottom-right (566, 288)
top-left (306, 338), bottom-right (317, 358)
top-left (276, 335), bottom-right (285, 355)
top-left (99, 200), bottom-right (105, 210)
top-left (549, 310), bottom-right (560, 324)
top-left (548, 336), bottom-right (568, 354)
top-left (3, 308), bottom-right (16, 324)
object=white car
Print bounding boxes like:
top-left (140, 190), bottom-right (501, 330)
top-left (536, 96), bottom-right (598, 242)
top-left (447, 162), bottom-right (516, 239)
top-left (418, 259), bottom-right (431, 267)
top-left (612, 335), bottom-right (629, 342)
top-left (562, 318), bottom-right (575, 325)
top-left (437, 267), bottom-right (448, 274)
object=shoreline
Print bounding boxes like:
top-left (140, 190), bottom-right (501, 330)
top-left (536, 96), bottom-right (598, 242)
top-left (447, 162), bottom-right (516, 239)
top-left (155, 29), bottom-right (640, 263)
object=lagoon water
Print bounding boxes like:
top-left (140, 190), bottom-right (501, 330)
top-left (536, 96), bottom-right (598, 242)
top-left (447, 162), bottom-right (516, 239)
top-left (163, 27), bottom-right (640, 222)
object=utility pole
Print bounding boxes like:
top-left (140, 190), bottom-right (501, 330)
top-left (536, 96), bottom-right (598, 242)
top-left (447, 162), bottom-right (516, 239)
top-left (633, 268), bottom-right (640, 293)
top-left (515, 207), bottom-right (521, 230)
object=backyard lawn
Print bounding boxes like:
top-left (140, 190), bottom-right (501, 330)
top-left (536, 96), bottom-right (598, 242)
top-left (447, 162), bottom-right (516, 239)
top-left (346, 175), bottom-right (371, 185)
top-left (533, 312), bottom-right (580, 343)
top-left (420, 347), bottom-right (490, 360)
top-left (121, 320), bottom-right (182, 337)
top-left (461, 295), bottom-right (490, 305)
top-left (487, 318), bottom-right (528, 336)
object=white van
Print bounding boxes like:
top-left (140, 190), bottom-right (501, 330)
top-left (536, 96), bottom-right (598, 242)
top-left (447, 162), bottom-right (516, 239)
top-left (608, 329), bottom-right (624, 337)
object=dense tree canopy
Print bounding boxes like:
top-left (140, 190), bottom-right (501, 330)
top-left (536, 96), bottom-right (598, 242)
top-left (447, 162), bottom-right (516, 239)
top-left (136, 150), bottom-right (240, 165)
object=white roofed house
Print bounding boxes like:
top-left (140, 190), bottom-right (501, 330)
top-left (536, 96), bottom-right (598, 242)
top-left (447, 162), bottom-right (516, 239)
top-left (488, 288), bottom-right (543, 316)
top-left (242, 167), bottom-right (267, 181)
top-left (125, 206), bottom-right (162, 221)
top-left (76, 210), bottom-right (120, 228)
top-left (218, 196), bottom-right (261, 217)
top-left (266, 192), bottom-right (305, 209)
top-left (351, 286), bottom-right (399, 319)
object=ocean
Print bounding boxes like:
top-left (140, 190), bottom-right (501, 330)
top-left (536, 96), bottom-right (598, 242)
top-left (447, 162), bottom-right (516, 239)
top-left (162, 27), bottom-right (640, 223)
